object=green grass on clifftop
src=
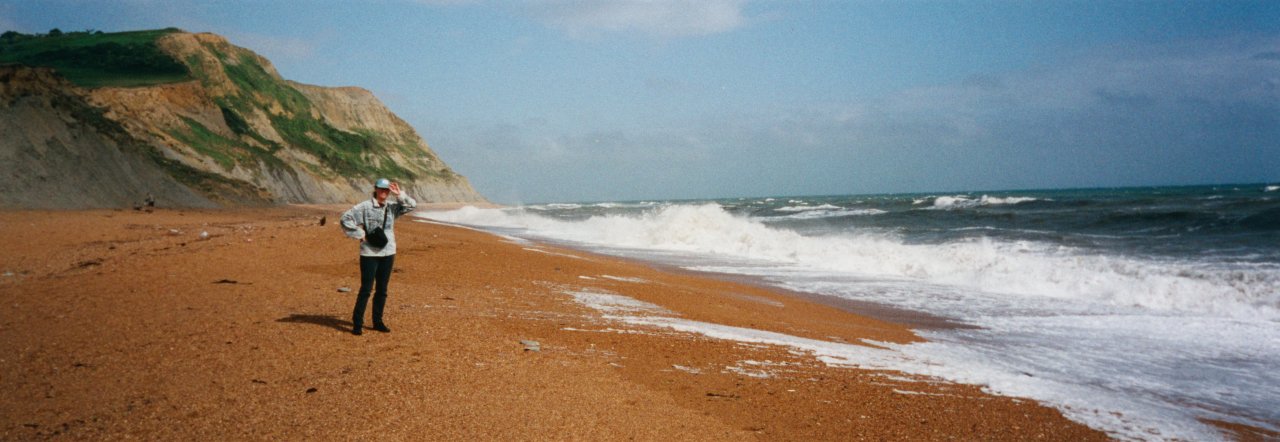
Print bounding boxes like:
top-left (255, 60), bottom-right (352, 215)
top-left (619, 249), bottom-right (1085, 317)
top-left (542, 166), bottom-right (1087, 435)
top-left (0, 28), bottom-right (189, 87)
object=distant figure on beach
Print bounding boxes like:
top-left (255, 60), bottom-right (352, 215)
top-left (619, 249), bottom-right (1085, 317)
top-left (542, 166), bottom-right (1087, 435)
top-left (339, 178), bottom-right (417, 336)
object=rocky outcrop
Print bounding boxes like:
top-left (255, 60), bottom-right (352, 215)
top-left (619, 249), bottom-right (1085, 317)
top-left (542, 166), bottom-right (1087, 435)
top-left (0, 30), bottom-right (486, 208)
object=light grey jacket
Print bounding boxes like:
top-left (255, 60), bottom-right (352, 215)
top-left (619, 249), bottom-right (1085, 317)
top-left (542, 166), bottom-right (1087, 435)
top-left (340, 193), bottom-right (417, 257)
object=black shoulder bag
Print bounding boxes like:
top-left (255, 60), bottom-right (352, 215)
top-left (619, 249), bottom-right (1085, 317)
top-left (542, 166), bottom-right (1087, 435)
top-left (364, 204), bottom-right (390, 248)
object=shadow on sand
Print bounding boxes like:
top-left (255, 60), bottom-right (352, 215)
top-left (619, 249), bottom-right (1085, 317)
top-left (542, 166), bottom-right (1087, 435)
top-left (276, 314), bottom-right (353, 333)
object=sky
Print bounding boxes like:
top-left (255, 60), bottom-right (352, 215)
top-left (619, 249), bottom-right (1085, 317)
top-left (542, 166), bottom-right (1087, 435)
top-left (4, 0), bottom-right (1279, 204)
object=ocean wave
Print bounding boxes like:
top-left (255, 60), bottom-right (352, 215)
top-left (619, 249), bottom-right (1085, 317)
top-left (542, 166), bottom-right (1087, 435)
top-left (591, 201), bottom-right (661, 209)
top-left (525, 203), bottom-right (583, 210)
top-left (422, 204), bottom-right (1279, 319)
top-left (951, 226), bottom-right (1066, 236)
top-left (1266, 185), bottom-right (1279, 192)
top-left (777, 208), bottom-right (888, 220)
top-left (775, 204), bottom-right (843, 212)
top-left (928, 195), bottom-right (1041, 210)
top-left (771, 204), bottom-right (886, 219)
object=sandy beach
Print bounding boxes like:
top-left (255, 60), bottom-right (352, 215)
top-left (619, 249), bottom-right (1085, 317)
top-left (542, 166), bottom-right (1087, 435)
top-left (0, 206), bottom-right (1111, 440)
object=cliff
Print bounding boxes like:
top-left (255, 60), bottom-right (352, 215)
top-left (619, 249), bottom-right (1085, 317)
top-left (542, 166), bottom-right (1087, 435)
top-left (0, 29), bottom-right (486, 208)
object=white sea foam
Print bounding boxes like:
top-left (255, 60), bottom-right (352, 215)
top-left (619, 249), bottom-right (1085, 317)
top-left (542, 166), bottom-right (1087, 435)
top-left (929, 195), bottom-right (1039, 209)
top-left (569, 289), bottom-right (669, 315)
top-left (725, 364), bottom-right (774, 378)
top-left (930, 195), bottom-right (974, 209)
top-left (591, 201), bottom-right (659, 209)
top-left (527, 203), bottom-right (583, 210)
top-left (776, 204), bottom-right (842, 212)
top-left (671, 364), bottom-right (702, 374)
top-left (522, 247), bottom-right (587, 260)
top-left (567, 290), bottom-right (1250, 441)
top-left (984, 195), bottom-right (1040, 205)
top-left (601, 275), bottom-right (648, 283)
top-left (1266, 185), bottom-right (1279, 192)
top-left (422, 205), bottom-right (1279, 318)
top-left (781, 208), bottom-right (887, 220)
top-left (771, 204), bottom-right (886, 220)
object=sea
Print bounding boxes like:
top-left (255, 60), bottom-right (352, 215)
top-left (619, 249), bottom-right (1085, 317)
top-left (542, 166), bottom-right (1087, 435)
top-left (418, 184), bottom-right (1280, 441)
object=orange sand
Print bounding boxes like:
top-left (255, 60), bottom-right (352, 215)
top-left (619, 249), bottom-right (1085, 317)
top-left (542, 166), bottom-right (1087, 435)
top-left (0, 207), bottom-right (1109, 440)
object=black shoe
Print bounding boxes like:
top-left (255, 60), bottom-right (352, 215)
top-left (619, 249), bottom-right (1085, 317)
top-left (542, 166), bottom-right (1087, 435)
top-left (352, 327), bottom-right (363, 336)
top-left (372, 324), bottom-right (391, 333)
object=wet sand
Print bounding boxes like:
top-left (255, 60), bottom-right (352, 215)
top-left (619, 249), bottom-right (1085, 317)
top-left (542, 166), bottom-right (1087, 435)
top-left (0, 206), bottom-right (1110, 440)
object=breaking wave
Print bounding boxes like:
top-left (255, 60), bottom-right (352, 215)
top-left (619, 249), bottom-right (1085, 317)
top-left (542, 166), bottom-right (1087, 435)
top-left (924, 195), bottom-right (1041, 209)
top-left (422, 204), bottom-right (1279, 319)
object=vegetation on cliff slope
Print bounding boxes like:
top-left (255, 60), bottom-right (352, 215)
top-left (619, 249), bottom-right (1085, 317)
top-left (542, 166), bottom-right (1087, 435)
top-left (0, 28), bottom-right (189, 87)
top-left (192, 42), bottom-right (419, 181)
top-left (43, 81), bottom-right (272, 204)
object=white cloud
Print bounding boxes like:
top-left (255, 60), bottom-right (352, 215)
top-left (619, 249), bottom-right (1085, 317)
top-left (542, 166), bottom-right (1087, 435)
top-left (529, 0), bottom-right (749, 38)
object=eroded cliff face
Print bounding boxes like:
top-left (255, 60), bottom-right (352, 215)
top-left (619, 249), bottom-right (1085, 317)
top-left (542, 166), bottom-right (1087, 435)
top-left (0, 31), bottom-right (486, 208)
top-left (0, 67), bottom-right (264, 208)
top-left (288, 82), bottom-right (485, 203)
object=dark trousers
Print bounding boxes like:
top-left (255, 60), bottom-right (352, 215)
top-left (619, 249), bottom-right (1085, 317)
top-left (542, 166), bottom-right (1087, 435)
top-left (353, 254), bottom-right (395, 329)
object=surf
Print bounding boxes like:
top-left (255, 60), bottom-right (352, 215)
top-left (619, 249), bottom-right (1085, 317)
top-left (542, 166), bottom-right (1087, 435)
top-left (425, 203), bottom-right (1279, 319)
top-left (419, 187), bottom-right (1280, 440)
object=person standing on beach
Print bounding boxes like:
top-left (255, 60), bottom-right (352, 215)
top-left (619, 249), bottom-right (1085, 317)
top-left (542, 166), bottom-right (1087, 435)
top-left (339, 178), bottom-right (417, 336)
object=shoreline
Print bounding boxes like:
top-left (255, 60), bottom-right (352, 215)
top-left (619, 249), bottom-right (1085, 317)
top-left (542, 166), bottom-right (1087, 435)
top-left (601, 256), bottom-right (976, 332)
top-left (412, 205), bottom-right (970, 331)
top-left (424, 204), bottom-right (1280, 438)
top-left (1, 206), bottom-right (1112, 439)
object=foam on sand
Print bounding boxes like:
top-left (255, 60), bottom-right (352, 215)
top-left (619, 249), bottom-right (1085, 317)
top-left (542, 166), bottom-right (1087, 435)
top-left (600, 275), bottom-right (648, 283)
top-left (567, 288), bottom-right (1247, 441)
top-left (569, 289), bottom-right (669, 316)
